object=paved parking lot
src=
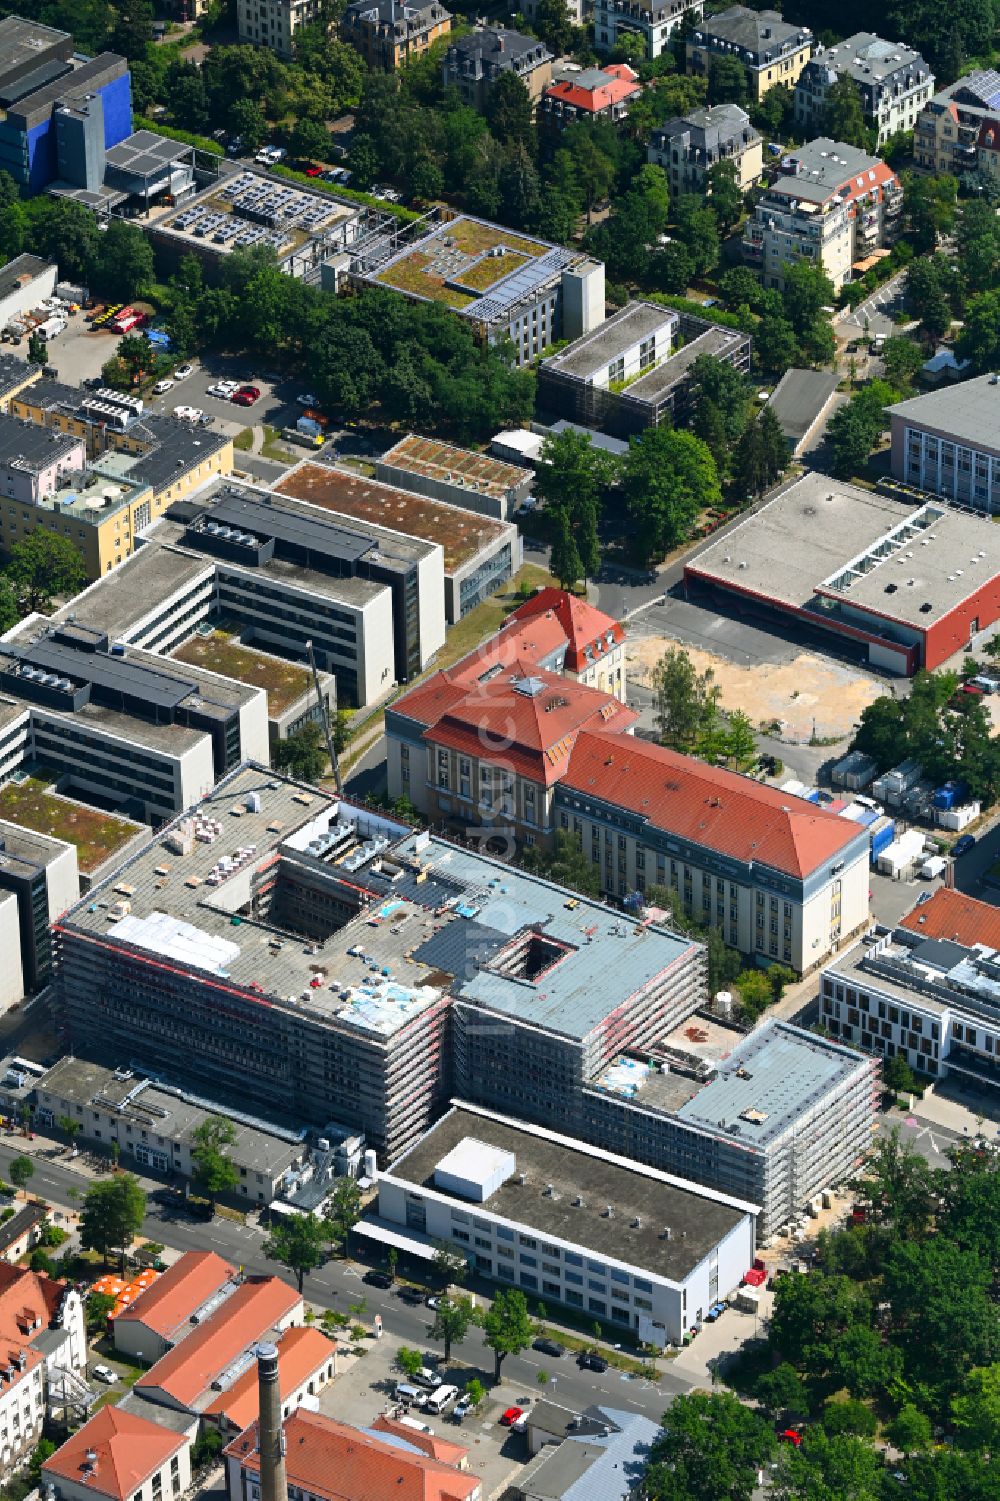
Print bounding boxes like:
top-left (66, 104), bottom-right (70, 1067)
top-left (23, 315), bottom-right (116, 386)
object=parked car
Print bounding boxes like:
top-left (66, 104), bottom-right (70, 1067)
top-left (397, 1285), bottom-right (425, 1304)
top-left (208, 379), bottom-right (240, 398)
top-left (452, 1394), bottom-right (473, 1421)
top-left (153, 379), bottom-right (174, 394)
top-left (512, 1412), bottom-right (529, 1434)
top-left (296, 392), bottom-right (319, 407)
top-left (232, 384), bottom-right (261, 405)
top-left (304, 164), bottom-right (323, 177)
top-left (533, 1338), bottom-right (565, 1358)
top-left (500, 1407), bottom-right (523, 1427)
top-left (778, 1429), bottom-right (804, 1447)
top-left (91, 1364), bottom-right (117, 1385)
top-left (954, 834), bottom-right (976, 856)
top-left (425, 1295), bottom-right (441, 1310)
top-left (363, 1269), bottom-right (393, 1289)
top-left (577, 1351), bottom-right (608, 1372)
top-left (413, 1367), bottom-right (442, 1390)
top-left (173, 364), bottom-right (194, 380)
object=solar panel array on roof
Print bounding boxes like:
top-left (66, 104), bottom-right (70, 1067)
top-left (466, 244), bottom-right (576, 322)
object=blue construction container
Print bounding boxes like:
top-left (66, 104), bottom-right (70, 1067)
top-left (869, 816), bottom-right (895, 863)
top-left (853, 807), bottom-right (879, 828)
top-left (933, 781), bottom-right (965, 811)
top-left (804, 788), bottom-right (821, 803)
top-left (297, 416), bottom-right (322, 437)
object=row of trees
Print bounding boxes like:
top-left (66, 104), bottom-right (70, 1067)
top-left (0, 176), bottom-right (155, 301)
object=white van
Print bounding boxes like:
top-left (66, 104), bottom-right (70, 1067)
top-left (395, 1383), bottom-right (428, 1407)
top-left (414, 1367), bottom-right (442, 1390)
top-left (426, 1384), bottom-right (460, 1415)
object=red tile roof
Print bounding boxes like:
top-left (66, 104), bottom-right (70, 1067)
top-left (136, 1276), bottom-right (300, 1410)
top-left (543, 63), bottom-right (640, 113)
top-left (369, 1416), bottom-right (468, 1468)
top-left (113, 1250), bottom-right (236, 1340)
top-left (43, 1403), bottom-right (187, 1501)
top-left (204, 1325), bottom-right (334, 1432)
top-left (504, 588), bottom-right (624, 674)
top-left (562, 731), bottom-right (861, 878)
top-left (0, 1263), bottom-right (67, 1346)
top-left (224, 1409), bottom-right (479, 1501)
top-left (409, 663), bottom-right (636, 786)
top-left (898, 886), bottom-right (1000, 948)
top-left (978, 117), bottom-right (1000, 151)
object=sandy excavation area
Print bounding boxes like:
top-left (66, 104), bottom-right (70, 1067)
top-left (628, 636), bottom-right (885, 743)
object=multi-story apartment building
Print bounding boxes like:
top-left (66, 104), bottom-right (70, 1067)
top-left (648, 104), bottom-right (762, 197)
top-left (914, 69), bottom-right (1000, 174)
top-left (442, 27), bottom-right (553, 113)
top-left (743, 137), bottom-right (901, 291)
top-left (556, 730), bottom-right (869, 972)
top-left (541, 63), bottom-right (641, 130)
top-left (594, 0), bottom-right (702, 61)
top-left (686, 7), bottom-right (813, 102)
top-left (888, 374), bottom-right (1000, 514)
top-left (342, 0), bottom-right (451, 70)
top-left (236, 0), bottom-right (323, 60)
top-left (795, 33), bottom-right (933, 147)
top-left (0, 419), bottom-right (85, 505)
top-left (375, 1103), bottom-right (756, 1347)
top-left (821, 887), bottom-right (1000, 1092)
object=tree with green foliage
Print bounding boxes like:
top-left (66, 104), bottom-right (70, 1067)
top-left (827, 379), bottom-right (896, 480)
top-left (264, 1211), bottom-right (328, 1293)
top-left (650, 644), bottom-right (721, 754)
top-left (433, 1239), bottom-right (469, 1287)
top-left (883, 1237), bottom-right (999, 1401)
top-left (23, 195), bottom-right (100, 282)
top-left (772, 1430), bottom-right (884, 1501)
top-left (952, 1363), bottom-right (1000, 1453)
top-left (289, 116), bottom-right (331, 164)
top-left (9, 1156), bottom-right (33, 1196)
top-left (485, 71), bottom-right (534, 149)
top-left (907, 256), bottom-right (958, 343)
top-left (881, 336), bottom-right (924, 389)
top-left (522, 831), bottom-right (601, 897)
top-left (534, 428), bottom-right (619, 524)
top-left (782, 262), bottom-right (836, 365)
top-left (27, 331), bottom-right (47, 366)
top-left (0, 576), bottom-right (20, 636)
top-left (708, 55), bottom-right (748, 107)
top-left (92, 219), bottom-right (154, 301)
top-left (706, 157), bottom-right (744, 234)
top-left (820, 1398), bottom-right (878, 1437)
top-left (324, 1177), bottom-right (362, 1255)
top-left (430, 1295), bottom-right (477, 1363)
top-left (190, 1116), bottom-right (238, 1206)
top-left (622, 426), bottom-right (721, 562)
top-left (751, 81), bottom-right (794, 138)
top-left (756, 1361), bottom-right (811, 1421)
top-left (720, 266), bottom-right (765, 316)
top-left (7, 530), bottom-right (86, 611)
top-left (886, 1404), bottom-right (933, 1454)
top-left (882, 1054), bottom-right (919, 1097)
top-left (396, 1345), bottom-right (424, 1380)
top-left (549, 509), bottom-right (584, 590)
top-left (645, 1390), bottom-right (776, 1501)
top-left (823, 75), bottom-right (871, 150)
top-left (465, 1376), bottom-right (486, 1408)
top-left (482, 1287), bottom-right (534, 1381)
top-left (754, 293), bottom-right (799, 377)
top-left (902, 171), bottom-right (958, 255)
top-left (274, 722), bottom-right (328, 783)
top-left (0, 169), bottom-right (27, 264)
top-left (959, 291), bottom-right (1000, 371)
top-left (957, 199), bottom-right (1000, 293)
top-left (80, 1174), bottom-right (147, 1275)
top-left (673, 197), bottom-right (721, 278)
top-left (651, 240), bottom-right (696, 294)
top-left (85, 1290), bottom-right (117, 1334)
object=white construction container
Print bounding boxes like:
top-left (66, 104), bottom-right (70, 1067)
top-left (831, 750), bottom-right (878, 790)
top-left (872, 759), bottom-right (923, 807)
top-left (878, 829), bottom-right (926, 878)
top-left (735, 1289), bottom-right (760, 1314)
top-left (920, 855), bottom-right (947, 880)
top-left (936, 801), bottom-right (980, 831)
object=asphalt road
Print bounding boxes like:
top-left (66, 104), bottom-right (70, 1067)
top-left (0, 1141), bottom-right (687, 1422)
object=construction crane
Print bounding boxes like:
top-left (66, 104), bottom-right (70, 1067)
top-left (305, 639), bottom-right (343, 795)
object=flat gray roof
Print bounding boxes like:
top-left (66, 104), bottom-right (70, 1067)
top-left (543, 301), bottom-right (674, 381)
top-left (676, 1021), bottom-right (867, 1144)
top-left (0, 255), bottom-right (53, 300)
top-left (0, 816), bottom-right (71, 868)
top-left (688, 472), bottom-right (1000, 628)
top-left (767, 368), bottom-right (840, 445)
top-left (628, 324), bottom-right (740, 402)
top-left (38, 1056), bottom-right (303, 1175)
top-left (50, 543), bottom-right (214, 642)
top-left (389, 1104), bottom-right (754, 1282)
top-left (888, 374), bottom-right (1000, 457)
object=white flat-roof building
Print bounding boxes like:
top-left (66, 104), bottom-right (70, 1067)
top-left (370, 1102), bottom-right (757, 1347)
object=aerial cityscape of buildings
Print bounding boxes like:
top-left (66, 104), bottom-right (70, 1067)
top-left (0, 0), bottom-right (999, 1495)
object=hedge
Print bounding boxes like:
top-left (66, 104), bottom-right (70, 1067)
top-left (269, 163), bottom-right (421, 222)
top-left (134, 115), bottom-right (224, 156)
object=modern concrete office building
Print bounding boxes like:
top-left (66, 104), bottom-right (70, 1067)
top-left (352, 211), bottom-right (605, 367)
top-left (0, 818), bottom-right (77, 1005)
top-left (55, 764), bottom-right (705, 1162)
top-left (686, 7), bottom-right (813, 102)
top-left (370, 1102), bottom-right (757, 1346)
top-left (376, 433), bottom-right (533, 523)
top-left (273, 460), bottom-right (519, 625)
top-left (0, 255), bottom-right (57, 328)
top-left (822, 887), bottom-right (1000, 1092)
top-left (537, 300), bottom-right (751, 437)
top-left (685, 472), bottom-right (1000, 673)
top-left (0, 618), bottom-right (268, 823)
top-left (795, 32), bottom-right (933, 146)
top-left (888, 374), bottom-right (1000, 515)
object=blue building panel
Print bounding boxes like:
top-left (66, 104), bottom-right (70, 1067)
top-left (26, 116), bottom-right (56, 194)
top-left (98, 70), bottom-right (132, 148)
